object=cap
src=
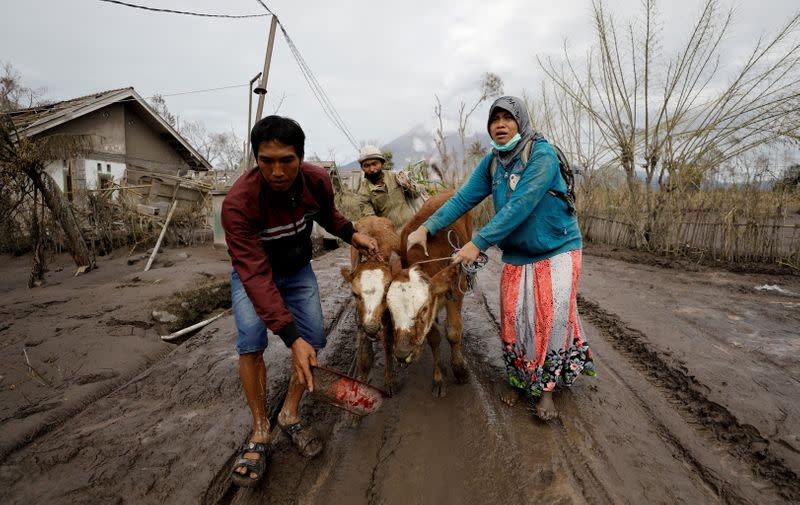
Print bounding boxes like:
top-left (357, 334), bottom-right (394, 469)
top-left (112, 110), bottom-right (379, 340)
top-left (358, 145), bottom-right (386, 164)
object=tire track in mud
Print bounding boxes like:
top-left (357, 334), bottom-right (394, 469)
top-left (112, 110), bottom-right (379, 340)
top-left (578, 295), bottom-right (800, 502)
top-left (0, 281), bottom-right (226, 463)
top-left (578, 354), bottom-right (733, 503)
top-left (0, 345), bottom-right (174, 463)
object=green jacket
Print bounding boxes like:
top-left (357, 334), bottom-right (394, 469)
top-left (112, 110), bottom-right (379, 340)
top-left (356, 170), bottom-right (419, 229)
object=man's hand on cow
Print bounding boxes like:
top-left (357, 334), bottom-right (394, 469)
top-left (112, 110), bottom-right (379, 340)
top-left (452, 241), bottom-right (481, 266)
top-left (291, 338), bottom-right (318, 392)
top-left (352, 232), bottom-right (382, 261)
top-left (407, 226), bottom-right (429, 257)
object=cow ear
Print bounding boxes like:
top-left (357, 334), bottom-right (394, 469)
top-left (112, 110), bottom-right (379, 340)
top-left (390, 254), bottom-right (403, 277)
top-left (340, 267), bottom-right (352, 283)
top-left (432, 264), bottom-right (458, 297)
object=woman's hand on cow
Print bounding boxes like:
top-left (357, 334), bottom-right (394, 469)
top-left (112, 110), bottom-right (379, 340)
top-left (407, 226), bottom-right (429, 256)
top-left (352, 232), bottom-right (382, 261)
top-left (291, 337), bottom-right (318, 392)
top-left (452, 241), bottom-right (481, 266)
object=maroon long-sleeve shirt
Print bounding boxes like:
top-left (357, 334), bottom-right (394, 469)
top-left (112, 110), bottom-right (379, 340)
top-left (221, 163), bottom-right (354, 347)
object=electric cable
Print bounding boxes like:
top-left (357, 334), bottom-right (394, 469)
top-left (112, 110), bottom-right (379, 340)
top-left (98, 0), bottom-right (270, 19)
top-left (254, 1), bottom-right (359, 149)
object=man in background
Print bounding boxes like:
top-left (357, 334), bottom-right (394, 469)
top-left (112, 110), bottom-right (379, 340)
top-left (356, 144), bottom-right (423, 229)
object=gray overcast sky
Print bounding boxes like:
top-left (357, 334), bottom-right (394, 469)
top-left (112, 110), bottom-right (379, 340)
top-left (2, 0), bottom-right (797, 163)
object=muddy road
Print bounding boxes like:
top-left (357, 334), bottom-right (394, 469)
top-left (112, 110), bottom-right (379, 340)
top-left (1, 246), bottom-right (798, 504)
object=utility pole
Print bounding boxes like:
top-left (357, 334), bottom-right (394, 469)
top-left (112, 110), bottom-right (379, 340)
top-left (247, 14), bottom-right (278, 166)
top-left (241, 15), bottom-right (279, 172)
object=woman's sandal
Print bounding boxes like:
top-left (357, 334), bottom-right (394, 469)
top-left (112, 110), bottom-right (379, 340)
top-left (230, 441), bottom-right (271, 488)
top-left (279, 421), bottom-right (323, 458)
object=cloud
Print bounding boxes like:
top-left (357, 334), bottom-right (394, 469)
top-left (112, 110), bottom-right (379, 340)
top-left (2, 0), bottom-right (797, 162)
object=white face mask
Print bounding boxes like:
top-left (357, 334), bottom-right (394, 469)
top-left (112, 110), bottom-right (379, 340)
top-left (491, 133), bottom-right (522, 151)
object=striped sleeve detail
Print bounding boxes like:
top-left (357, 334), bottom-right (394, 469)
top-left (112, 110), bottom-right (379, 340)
top-left (259, 216), bottom-right (307, 241)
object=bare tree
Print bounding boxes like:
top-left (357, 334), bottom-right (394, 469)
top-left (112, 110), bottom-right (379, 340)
top-left (149, 94), bottom-right (243, 171)
top-left (432, 94), bottom-right (455, 186)
top-left (457, 73), bottom-right (503, 171)
top-left (148, 94), bottom-right (177, 128)
top-left (214, 128), bottom-right (244, 172)
top-left (1, 62), bottom-right (46, 112)
top-left (178, 120), bottom-right (218, 166)
top-left (432, 73), bottom-right (504, 187)
top-left (540, 0), bottom-right (800, 246)
top-left (0, 118), bottom-right (94, 270)
top-left (1, 64), bottom-right (94, 272)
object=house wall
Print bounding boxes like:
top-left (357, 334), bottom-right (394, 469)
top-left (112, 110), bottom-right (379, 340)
top-left (44, 103), bottom-right (126, 156)
top-left (30, 100), bottom-right (202, 204)
top-left (124, 105), bottom-right (188, 175)
top-left (83, 159), bottom-right (126, 190)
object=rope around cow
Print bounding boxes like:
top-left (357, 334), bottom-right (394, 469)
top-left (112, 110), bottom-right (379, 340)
top-left (409, 229), bottom-right (489, 296)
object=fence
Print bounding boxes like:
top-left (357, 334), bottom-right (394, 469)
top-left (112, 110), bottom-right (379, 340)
top-left (581, 214), bottom-right (800, 265)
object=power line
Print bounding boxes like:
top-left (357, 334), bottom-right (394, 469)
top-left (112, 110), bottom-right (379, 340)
top-left (98, 0), bottom-right (270, 19)
top-left (254, 1), bottom-right (359, 149)
top-left (254, 0), bottom-right (276, 16)
top-left (155, 83), bottom-right (248, 98)
top-left (98, 0), bottom-right (360, 149)
top-left (280, 25), bottom-right (359, 149)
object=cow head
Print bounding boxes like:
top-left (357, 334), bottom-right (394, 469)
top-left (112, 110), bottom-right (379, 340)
top-left (341, 256), bottom-right (399, 339)
top-left (386, 263), bottom-right (458, 364)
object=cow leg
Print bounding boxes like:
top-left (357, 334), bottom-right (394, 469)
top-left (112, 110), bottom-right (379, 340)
top-left (346, 332), bottom-right (376, 428)
top-left (355, 332), bottom-right (374, 381)
top-left (382, 325), bottom-right (395, 396)
top-left (446, 297), bottom-right (469, 384)
top-left (428, 325), bottom-right (446, 398)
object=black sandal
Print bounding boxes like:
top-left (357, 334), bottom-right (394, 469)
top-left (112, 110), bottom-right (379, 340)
top-left (279, 421), bottom-right (323, 458)
top-left (230, 441), bottom-right (270, 488)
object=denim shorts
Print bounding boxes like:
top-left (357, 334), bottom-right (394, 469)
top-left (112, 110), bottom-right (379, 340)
top-left (231, 263), bottom-right (326, 355)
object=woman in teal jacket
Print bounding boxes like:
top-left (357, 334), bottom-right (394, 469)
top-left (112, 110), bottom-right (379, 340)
top-left (407, 96), bottom-right (595, 420)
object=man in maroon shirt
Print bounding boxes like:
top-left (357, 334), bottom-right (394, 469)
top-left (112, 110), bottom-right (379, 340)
top-left (222, 116), bottom-right (378, 487)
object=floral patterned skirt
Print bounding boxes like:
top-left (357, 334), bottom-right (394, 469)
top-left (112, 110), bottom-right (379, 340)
top-left (500, 249), bottom-right (595, 401)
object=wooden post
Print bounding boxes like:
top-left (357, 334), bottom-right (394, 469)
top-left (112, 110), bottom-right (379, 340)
top-left (144, 199), bottom-right (178, 272)
top-left (245, 15), bottom-right (279, 169)
top-left (253, 16), bottom-right (279, 125)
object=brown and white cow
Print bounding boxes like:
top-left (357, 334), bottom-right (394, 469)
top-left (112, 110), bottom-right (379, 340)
top-left (340, 216), bottom-right (401, 394)
top-left (386, 190), bottom-right (472, 397)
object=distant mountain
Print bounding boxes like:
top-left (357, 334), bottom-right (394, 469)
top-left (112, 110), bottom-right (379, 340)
top-left (341, 120), bottom-right (491, 174)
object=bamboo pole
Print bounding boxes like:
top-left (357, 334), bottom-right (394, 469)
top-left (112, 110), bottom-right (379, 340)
top-left (160, 309), bottom-right (232, 342)
top-left (144, 199), bottom-right (178, 272)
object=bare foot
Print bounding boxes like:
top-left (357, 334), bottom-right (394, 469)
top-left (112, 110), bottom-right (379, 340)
top-left (536, 391), bottom-right (558, 421)
top-left (498, 382), bottom-right (523, 407)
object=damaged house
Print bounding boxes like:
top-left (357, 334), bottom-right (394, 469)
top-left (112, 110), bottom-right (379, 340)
top-left (8, 87), bottom-right (212, 211)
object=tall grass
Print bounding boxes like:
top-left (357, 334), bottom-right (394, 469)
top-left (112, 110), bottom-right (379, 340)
top-left (579, 180), bottom-right (800, 267)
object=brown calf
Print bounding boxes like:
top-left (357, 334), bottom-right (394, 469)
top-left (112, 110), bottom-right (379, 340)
top-left (340, 216), bottom-right (401, 394)
top-left (386, 190), bottom-right (473, 397)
